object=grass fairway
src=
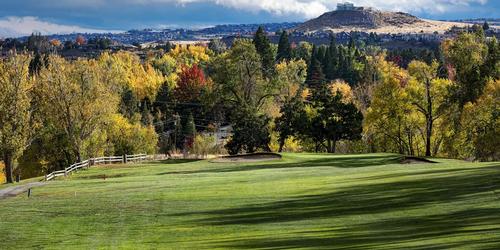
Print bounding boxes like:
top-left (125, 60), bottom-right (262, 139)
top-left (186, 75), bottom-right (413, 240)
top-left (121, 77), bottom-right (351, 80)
top-left (1, 153), bottom-right (499, 249)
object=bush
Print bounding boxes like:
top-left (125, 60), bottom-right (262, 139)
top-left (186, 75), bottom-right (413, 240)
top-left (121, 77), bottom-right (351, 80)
top-left (191, 134), bottom-right (217, 158)
top-left (107, 114), bottom-right (158, 156)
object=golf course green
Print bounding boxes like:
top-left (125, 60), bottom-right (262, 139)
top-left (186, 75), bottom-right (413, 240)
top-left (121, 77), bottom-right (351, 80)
top-left (1, 153), bottom-right (499, 249)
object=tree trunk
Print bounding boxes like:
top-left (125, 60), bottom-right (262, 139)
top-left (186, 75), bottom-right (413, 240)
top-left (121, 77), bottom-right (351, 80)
top-left (4, 151), bottom-right (14, 184)
top-left (278, 139), bottom-right (285, 153)
top-left (425, 78), bottom-right (433, 157)
top-left (326, 140), bottom-right (337, 153)
top-left (327, 140), bottom-right (332, 153)
top-left (75, 150), bottom-right (82, 162)
top-left (425, 117), bottom-right (433, 157)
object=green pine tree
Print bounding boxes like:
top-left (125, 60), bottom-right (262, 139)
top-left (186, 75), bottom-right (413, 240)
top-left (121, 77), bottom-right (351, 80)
top-left (253, 26), bottom-right (275, 79)
top-left (276, 31), bottom-right (291, 62)
top-left (306, 59), bottom-right (326, 88)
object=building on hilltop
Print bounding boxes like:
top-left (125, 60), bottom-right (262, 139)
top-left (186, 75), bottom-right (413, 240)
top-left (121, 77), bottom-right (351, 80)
top-left (337, 2), bottom-right (366, 11)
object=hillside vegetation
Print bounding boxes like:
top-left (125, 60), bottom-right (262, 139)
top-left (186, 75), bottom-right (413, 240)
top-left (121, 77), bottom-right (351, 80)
top-left (1, 154), bottom-right (499, 249)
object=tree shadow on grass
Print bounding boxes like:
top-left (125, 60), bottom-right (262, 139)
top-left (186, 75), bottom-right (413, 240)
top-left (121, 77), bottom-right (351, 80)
top-left (157, 154), bottom-right (402, 175)
top-left (153, 159), bottom-right (202, 165)
top-left (173, 164), bottom-right (500, 248)
top-left (216, 207), bottom-right (500, 249)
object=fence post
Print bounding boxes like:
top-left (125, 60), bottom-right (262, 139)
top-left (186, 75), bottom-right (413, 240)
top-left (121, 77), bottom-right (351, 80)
top-left (45, 174), bottom-right (47, 181)
top-left (123, 155), bottom-right (127, 164)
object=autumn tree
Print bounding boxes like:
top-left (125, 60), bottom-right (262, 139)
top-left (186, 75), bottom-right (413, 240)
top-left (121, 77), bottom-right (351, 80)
top-left (364, 59), bottom-right (419, 155)
top-left (99, 52), bottom-right (165, 101)
top-left (441, 32), bottom-right (490, 106)
top-left (407, 60), bottom-right (452, 156)
top-left (0, 54), bottom-right (37, 183)
top-left (107, 114), bottom-right (158, 156)
top-left (169, 44), bottom-right (210, 67)
top-left (274, 59), bottom-right (308, 152)
top-left (174, 64), bottom-right (208, 102)
top-left (212, 39), bottom-right (278, 154)
top-left (456, 79), bottom-right (499, 161)
top-left (37, 56), bottom-right (119, 162)
top-left (75, 35), bottom-right (86, 46)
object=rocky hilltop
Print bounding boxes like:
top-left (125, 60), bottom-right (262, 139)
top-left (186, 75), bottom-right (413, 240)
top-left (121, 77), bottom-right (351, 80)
top-left (295, 8), bottom-right (424, 32)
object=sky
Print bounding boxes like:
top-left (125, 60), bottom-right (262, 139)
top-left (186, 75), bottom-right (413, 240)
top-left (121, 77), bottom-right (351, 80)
top-left (0, 0), bottom-right (498, 37)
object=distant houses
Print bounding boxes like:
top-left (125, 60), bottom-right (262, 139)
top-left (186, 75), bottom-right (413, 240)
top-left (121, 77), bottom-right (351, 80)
top-left (337, 2), bottom-right (368, 11)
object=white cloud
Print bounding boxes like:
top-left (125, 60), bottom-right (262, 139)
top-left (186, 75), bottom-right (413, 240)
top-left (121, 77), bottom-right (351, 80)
top-left (0, 16), bottom-right (121, 38)
top-left (210, 0), bottom-right (329, 18)
top-left (110, 0), bottom-right (489, 18)
top-left (352, 0), bottom-right (488, 14)
top-left (0, 0), bottom-right (490, 38)
top-left (25, 0), bottom-right (490, 19)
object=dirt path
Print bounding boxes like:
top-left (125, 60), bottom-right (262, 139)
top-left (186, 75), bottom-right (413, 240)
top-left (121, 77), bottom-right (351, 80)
top-left (0, 182), bottom-right (47, 199)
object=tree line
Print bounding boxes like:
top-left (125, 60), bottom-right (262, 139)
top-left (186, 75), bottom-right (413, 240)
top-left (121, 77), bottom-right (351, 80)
top-left (0, 26), bottom-right (498, 183)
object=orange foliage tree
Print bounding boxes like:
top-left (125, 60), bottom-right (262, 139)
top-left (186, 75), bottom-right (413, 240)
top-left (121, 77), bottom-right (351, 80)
top-left (174, 64), bottom-right (208, 102)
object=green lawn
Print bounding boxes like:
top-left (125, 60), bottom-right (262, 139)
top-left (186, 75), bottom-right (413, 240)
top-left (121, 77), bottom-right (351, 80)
top-left (1, 153), bottom-right (499, 249)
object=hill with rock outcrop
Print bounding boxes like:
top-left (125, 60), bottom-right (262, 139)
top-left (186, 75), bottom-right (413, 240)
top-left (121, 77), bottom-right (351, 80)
top-left (294, 8), bottom-right (466, 34)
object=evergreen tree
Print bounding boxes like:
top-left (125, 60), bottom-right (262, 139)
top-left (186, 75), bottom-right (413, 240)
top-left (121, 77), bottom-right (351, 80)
top-left (309, 84), bottom-right (363, 153)
top-left (348, 36), bottom-right (356, 49)
top-left (275, 90), bottom-right (307, 152)
top-left (483, 21), bottom-right (490, 31)
top-left (316, 46), bottom-right (327, 67)
top-left (323, 38), bottom-right (340, 81)
top-left (253, 26), bottom-right (275, 78)
top-left (306, 59), bottom-right (326, 88)
top-left (306, 45), bottom-right (317, 84)
top-left (276, 31), bottom-right (292, 62)
top-left (29, 52), bottom-right (44, 76)
top-left (182, 113), bottom-right (196, 149)
top-left (226, 107), bottom-right (271, 154)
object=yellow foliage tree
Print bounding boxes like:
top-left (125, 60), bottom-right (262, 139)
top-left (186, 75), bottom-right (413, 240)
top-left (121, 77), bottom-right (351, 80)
top-left (364, 59), bottom-right (422, 155)
top-left (169, 45), bottom-right (210, 66)
top-left (99, 51), bottom-right (165, 101)
top-left (37, 56), bottom-right (119, 161)
top-left (407, 60), bottom-right (453, 156)
top-left (330, 80), bottom-right (353, 104)
top-left (456, 79), bottom-right (500, 161)
top-left (106, 114), bottom-right (158, 155)
top-left (0, 54), bottom-right (37, 183)
top-left (275, 59), bottom-right (307, 100)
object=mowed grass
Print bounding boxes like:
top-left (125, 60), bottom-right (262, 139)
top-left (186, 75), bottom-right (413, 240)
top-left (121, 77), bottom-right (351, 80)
top-left (1, 153), bottom-right (500, 249)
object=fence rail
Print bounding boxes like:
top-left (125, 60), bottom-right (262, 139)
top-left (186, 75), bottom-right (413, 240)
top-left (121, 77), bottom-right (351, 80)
top-left (45, 154), bottom-right (147, 181)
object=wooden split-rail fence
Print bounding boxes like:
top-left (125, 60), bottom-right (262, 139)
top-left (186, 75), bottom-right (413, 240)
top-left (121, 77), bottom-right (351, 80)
top-left (44, 154), bottom-right (148, 181)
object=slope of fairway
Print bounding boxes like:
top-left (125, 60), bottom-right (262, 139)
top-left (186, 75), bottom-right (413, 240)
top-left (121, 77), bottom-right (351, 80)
top-left (0, 153), bottom-right (499, 249)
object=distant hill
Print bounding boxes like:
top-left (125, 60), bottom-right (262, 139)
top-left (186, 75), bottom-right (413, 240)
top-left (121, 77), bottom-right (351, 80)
top-left (294, 8), bottom-right (467, 34)
top-left (296, 8), bottom-right (422, 32)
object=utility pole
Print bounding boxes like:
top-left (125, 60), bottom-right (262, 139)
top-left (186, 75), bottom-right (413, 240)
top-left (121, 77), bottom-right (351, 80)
top-left (173, 114), bottom-right (180, 150)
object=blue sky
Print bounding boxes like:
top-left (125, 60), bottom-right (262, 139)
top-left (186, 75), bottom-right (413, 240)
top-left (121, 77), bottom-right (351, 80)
top-left (0, 0), bottom-right (498, 37)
